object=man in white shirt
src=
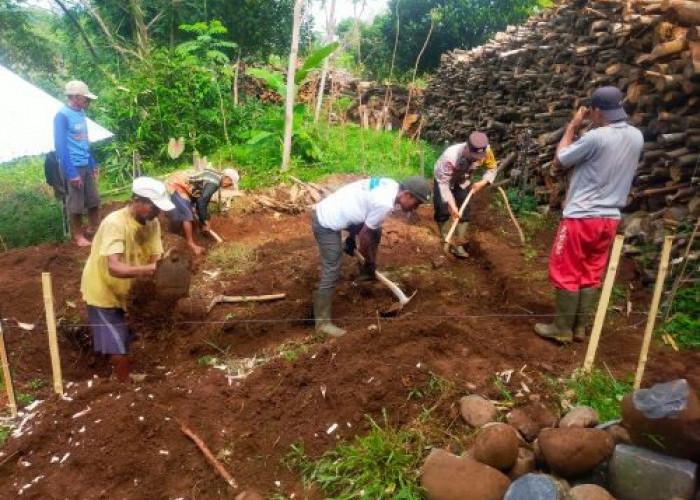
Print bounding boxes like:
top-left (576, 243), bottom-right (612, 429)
top-left (312, 176), bottom-right (431, 337)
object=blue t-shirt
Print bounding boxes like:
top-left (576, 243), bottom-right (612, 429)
top-left (53, 105), bottom-right (96, 180)
top-left (557, 122), bottom-right (643, 219)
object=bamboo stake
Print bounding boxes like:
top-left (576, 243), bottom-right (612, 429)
top-left (634, 236), bottom-right (673, 390)
top-left (496, 186), bottom-right (526, 245)
top-left (42, 273), bottom-right (63, 395)
top-left (0, 321), bottom-right (18, 418)
top-left (583, 235), bottom-right (625, 373)
top-left (180, 423), bottom-right (238, 489)
top-left (207, 229), bottom-right (224, 244)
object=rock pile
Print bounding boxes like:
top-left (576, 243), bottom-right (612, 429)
top-left (420, 382), bottom-right (699, 500)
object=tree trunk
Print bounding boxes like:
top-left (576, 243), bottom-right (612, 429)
top-left (314, 0), bottom-right (336, 124)
top-left (282, 0), bottom-right (306, 172)
top-left (233, 50), bottom-right (241, 107)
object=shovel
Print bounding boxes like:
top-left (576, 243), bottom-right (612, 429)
top-left (354, 250), bottom-right (416, 316)
top-left (154, 250), bottom-right (191, 299)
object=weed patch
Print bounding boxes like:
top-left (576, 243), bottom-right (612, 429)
top-left (206, 243), bottom-right (256, 275)
top-left (287, 412), bottom-right (426, 499)
top-left (0, 185), bottom-right (65, 249)
top-left (658, 283), bottom-right (699, 350)
top-left (548, 368), bottom-right (633, 422)
top-left (0, 426), bottom-right (10, 446)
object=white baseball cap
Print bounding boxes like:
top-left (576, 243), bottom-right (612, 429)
top-left (132, 177), bottom-right (175, 211)
top-left (64, 80), bottom-right (98, 100)
top-left (223, 168), bottom-right (239, 186)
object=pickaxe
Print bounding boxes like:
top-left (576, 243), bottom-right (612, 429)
top-left (443, 190), bottom-right (474, 253)
top-left (354, 250), bottom-right (416, 316)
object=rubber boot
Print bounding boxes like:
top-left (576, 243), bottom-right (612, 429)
top-left (452, 222), bottom-right (470, 258)
top-left (439, 221), bottom-right (468, 259)
top-left (313, 290), bottom-right (346, 338)
top-left (574, 288), bottom-right (599, 342)
top-left (534, 289), bottom-right (579, 344)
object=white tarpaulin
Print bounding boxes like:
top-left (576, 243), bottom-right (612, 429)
top-left (0, 64), bottom-right (114, 164)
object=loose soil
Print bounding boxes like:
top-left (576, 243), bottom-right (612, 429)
top-left (0, 180), bottom-right (697, 499)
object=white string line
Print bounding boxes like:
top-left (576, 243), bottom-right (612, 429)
top-left (1, 309), bottom-right (660, 331)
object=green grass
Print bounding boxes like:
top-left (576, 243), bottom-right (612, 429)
top-left (212, 123), bottom-right (439, 190)
top-left (549, 368), bottom-right (633, 422)
top-left (287, 412), bottom-right (426, 500)
top-left (0, 426), bottom-right (10, 446)
top-left (658, 283), bottom-right (699, 350)
top-left (206, 242), bottom-right (256, 274)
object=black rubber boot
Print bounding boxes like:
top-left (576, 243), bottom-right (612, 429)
top-left (574, 288), bottom-right (599, 342)
top-left (535, 289), bottom-right (579, 344)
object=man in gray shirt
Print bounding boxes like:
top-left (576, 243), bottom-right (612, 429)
top-left (535, 86), bottom-right (644, 343)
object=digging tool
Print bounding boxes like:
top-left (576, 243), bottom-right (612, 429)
top-left (154, 250), bottom-right (191, 299)
top-left (208, 293), bottom-right (286, 313)
top-left (443, 190), bottom-right (474, 253)
top-left (354, 250), bottom-right (416, 316)
top-left (495, 185), bottom-right (526, 245)
top-left (206, 228), bottom-right (224, 244)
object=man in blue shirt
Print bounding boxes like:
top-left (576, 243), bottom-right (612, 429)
top-left (54, 80), bottom-right (101, 247)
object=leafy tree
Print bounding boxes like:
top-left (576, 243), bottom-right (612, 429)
top-left (344, 0), bottom-right (545, 80)
top-left (0, 1), bottom-right (57, 80)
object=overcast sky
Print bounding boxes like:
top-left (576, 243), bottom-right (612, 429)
top-left (310, 0), bottom-right (388, 31)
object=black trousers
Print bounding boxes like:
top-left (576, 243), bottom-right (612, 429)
top-left (433, 179), bottom-right (471, 223)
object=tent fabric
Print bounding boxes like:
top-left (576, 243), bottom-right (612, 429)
top-left (0, 64), bottom-right (114, 164)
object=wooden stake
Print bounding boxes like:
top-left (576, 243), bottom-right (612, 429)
top-left (0, 321), bottom-right (18, 418)
top-left (42, 273), bottom-right (63, 395)
top-left (208, 293), bottom-right (286, 312)
top-left (207, 229), bottom-right (224, 244)
top-left (634, 236), bottom-right (673, 390)
top-left (583, 235), bottom-right (624, 373)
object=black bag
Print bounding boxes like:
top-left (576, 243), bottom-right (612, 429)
top-left (44, 151), bottom-right (66, 198)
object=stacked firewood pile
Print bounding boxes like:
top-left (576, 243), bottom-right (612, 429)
top-left (424, 0), bottom-right (699, 272)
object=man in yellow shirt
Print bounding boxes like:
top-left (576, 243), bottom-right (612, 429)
top-left (80, 177), bottom-right (174, 382)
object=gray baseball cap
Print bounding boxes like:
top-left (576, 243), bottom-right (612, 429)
top-left (589, 86), bottom-right (627, 122)
top-left (401, 176), bottom-right (431, 203)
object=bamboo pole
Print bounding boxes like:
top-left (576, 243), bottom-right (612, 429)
top-left (0, 321), bottom-right (18, 418)
top-left (634, 236), bottom-right (673, 390)
top-left (42, 273), bottom-right (63, 395)
top-left (583, 235), bottom-right (625, 373)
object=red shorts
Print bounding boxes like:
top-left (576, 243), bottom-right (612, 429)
top-left (549, 218), bottom-right (619, 291)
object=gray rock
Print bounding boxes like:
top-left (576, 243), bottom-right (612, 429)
top-left (570, 484), bottom-right (615, 500)
top-left (609, 444), bottom-right (697, 500)
top-left (504, 473), bottom-right (569, 500)
top-left (460, 394), bottom-right (498, 428)
top-left (560, 406), bottom-right (599, 429)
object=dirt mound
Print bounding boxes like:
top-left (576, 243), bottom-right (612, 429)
top-left (0, 184), bottom-right (697, 498)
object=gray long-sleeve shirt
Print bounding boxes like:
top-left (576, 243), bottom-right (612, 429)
top-left (433, 143), bottom-right (498, 207)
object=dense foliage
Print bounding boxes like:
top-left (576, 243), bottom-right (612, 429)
top-left (338, 0), bottom-right (548, 80)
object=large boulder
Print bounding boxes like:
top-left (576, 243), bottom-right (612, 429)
top-left (507, 404), bottom-right (558, 441)
top-left (420, 448), bottom-right (510, 500)
top-left (570, 484), bottom-right (615, 500)
top-left (460, 395), bottom-right (498, 428)
top-left (507, 447), bottom-right (537, 480)
top-left (538, 428), bottom-right (614, 477)
top-left (472, 423), bottom-right (520, 471)
top-left (559, 406), bottom-right (599, 429)
top-left (622, 379), bottom-right (700, 462)
top-left (609, 443), bottom-right (697, 500)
